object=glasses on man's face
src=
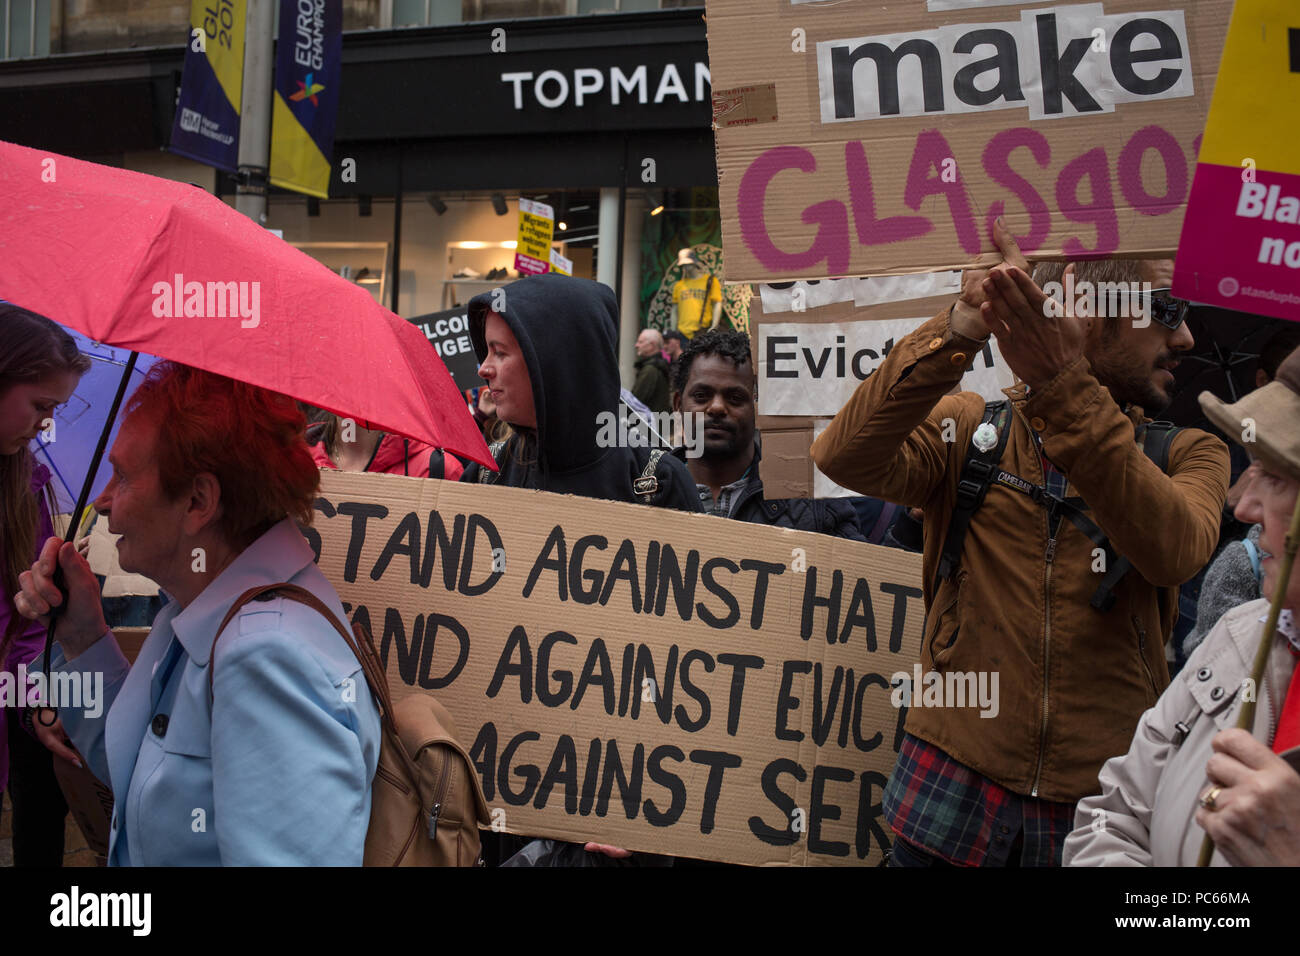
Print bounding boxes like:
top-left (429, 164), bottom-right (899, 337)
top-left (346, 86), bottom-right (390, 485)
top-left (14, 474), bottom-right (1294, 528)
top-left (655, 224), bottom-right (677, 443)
top-left (1137, 287), bottom-right (1190, 330)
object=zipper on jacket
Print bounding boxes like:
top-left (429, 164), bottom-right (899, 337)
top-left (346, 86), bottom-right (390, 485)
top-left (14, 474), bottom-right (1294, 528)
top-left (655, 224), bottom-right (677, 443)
top-left (1132, 614), bottom-right (1158, 699)
top-left (427, 746), bottom-right (454, 840)
top-left (1030, 510), bottom-right (1061, 798)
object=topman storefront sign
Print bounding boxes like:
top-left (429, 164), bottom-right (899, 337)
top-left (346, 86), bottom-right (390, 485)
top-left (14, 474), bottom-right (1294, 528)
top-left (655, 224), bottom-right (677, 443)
top-left (500, 62), bottom-right (711, 111)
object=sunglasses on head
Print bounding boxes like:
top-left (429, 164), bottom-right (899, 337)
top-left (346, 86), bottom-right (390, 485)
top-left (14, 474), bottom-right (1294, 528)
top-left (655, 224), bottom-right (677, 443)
top-left (1136, 287), bottom-right (1190, 330)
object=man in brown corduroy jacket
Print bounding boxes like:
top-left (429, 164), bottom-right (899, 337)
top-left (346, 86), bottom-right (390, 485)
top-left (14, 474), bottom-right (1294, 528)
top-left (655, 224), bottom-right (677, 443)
top-left (810, 221), bottom-right (1229, 867)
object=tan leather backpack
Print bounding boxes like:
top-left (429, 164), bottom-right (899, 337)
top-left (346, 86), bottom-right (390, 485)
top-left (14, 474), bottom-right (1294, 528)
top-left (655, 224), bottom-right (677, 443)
top-left (213, 583), bottom-right (492, 866)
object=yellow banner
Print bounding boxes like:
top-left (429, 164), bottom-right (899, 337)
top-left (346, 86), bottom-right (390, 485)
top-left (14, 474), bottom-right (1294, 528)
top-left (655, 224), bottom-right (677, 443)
top-left (514, 198), bottom-right (555, 276)
top-left (195, 0), bottom-right (245, 111)
top-left (1195, 0), bottom-right (1300, 177)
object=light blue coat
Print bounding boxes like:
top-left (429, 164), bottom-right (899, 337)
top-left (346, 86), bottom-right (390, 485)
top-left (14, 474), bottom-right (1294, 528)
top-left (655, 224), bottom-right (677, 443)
top-left (55, 519), bottom-right (380, 866)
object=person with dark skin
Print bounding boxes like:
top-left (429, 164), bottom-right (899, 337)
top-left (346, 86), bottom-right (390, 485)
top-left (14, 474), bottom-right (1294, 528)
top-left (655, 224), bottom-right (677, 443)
top-left (674, 341), bottom-right (755, 506)
top-left (672, 329), bottom-right (863, 538)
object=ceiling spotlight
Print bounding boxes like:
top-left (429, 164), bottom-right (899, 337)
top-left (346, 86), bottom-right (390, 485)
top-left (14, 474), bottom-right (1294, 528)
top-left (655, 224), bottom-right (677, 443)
top-left (427, 195), bottom-right (447, 215)
top-left (558, 221), bottom-right (568, 231)
top-left (650, 204), bottom-right (665, 216)
top-left (358, 195), bottom-right (372, 217)
top-left (491, 192), bottom-right (508, 216)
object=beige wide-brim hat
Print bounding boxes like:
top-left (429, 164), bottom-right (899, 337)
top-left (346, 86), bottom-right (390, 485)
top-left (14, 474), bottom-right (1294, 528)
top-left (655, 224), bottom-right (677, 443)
top-left (1199, 343), bottom-right (1300, 481)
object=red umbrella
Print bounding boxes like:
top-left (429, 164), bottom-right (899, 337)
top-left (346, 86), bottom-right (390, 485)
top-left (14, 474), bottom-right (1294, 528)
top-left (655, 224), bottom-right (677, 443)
top-left (0, 138), bottom-right (491, 468)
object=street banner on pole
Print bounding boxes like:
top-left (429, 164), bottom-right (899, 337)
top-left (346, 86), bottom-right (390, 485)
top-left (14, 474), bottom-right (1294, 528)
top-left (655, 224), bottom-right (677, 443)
top-left (1173, 0), bottom-right (1300, 323)
top-left (269, 0), bottom-right (343, 198)
top-left (168, 0), bottom-right (247, 172)
top-left (309, 471), bottom-right (927, 866)
top-left (704, 0), bottom-right (1232, 282)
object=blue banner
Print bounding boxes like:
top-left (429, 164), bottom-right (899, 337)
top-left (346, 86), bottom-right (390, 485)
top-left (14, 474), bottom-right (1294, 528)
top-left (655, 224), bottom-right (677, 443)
top-left (269, 0), bottom-right (343, 197)
top-left (168, 0), bottom-right (246, 173)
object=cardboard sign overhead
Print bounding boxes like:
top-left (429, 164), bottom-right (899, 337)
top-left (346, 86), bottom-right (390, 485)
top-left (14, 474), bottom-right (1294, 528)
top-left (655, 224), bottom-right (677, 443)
top-left (705, 0), bottom-right (1231, 281)
top-left (309, 470), bottom-right (926, 866)
top-left (747, 275), bottom-right (1005, 499)
top-left (1173, 0), bottom-right (1300, 322)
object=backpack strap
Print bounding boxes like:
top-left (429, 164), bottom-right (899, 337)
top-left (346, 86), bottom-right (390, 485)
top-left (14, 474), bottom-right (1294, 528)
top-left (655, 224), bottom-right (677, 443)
top-left (866, 501), bottom-right (901, 545)
top-left (634, 448), bottom-right (666, 501)
top-left (935, 405), bottom-right (1185, 612)
top-left (477, 440), bottom-right (507, 484)
top-left (937, 400), bottom-right (1012, 586)
top-left (1136, 420), bottom-right (1179, 472)
top-left (209, 583), bottom-right (424, 788)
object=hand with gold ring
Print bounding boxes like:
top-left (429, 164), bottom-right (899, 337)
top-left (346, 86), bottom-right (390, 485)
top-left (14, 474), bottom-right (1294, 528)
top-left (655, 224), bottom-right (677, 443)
top-left (1194, 728), bottom-right (1300, 866)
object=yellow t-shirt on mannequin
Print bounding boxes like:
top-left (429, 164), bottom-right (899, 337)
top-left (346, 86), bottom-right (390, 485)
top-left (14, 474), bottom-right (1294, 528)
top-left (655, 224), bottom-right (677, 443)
top-left (672, 274), bottom-right (722, 338)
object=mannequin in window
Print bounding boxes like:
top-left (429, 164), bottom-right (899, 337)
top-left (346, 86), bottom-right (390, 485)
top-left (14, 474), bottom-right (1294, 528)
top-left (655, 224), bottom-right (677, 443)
top-left (670, 249), bottom-right (723, 340)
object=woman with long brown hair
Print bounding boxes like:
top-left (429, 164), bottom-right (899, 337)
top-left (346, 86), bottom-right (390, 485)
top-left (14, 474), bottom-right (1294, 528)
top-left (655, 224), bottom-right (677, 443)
top-left (0, 303), bottom-right (90, 865)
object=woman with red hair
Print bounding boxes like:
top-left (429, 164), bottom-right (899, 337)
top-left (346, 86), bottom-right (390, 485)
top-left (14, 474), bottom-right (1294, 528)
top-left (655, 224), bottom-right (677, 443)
top-left (14, 361), bottom-right (381, 865)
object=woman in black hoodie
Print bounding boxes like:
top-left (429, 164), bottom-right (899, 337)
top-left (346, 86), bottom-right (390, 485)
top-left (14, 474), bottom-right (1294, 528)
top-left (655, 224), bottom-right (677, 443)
top-left (461, 273), bottom-right (701, 512)
top-left (461, 273), bottom-right (699, 865)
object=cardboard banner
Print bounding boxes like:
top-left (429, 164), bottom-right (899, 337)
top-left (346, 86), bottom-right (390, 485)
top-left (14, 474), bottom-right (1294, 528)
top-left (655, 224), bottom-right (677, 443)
top-left (1173, 0), bottom-right (1300, 323)
top-left (168, 0), bottom-right (246, 172)
top-left (757, 314), bottom-right (1014, 416)
top-left (515, 199), bottom-right (556, 276)
top-left (759, 272), bottom-right (961, 314)
top-left (269, 0), bottom-right (344, 197)
top-left (406, 306), bottom-right (482, 392)
top-left (705, 0), bottom-right (1231, 281)
top-left (309, 470), bottom-right (925, 866)
top-left (749, 280), bottom-right (1012, 498)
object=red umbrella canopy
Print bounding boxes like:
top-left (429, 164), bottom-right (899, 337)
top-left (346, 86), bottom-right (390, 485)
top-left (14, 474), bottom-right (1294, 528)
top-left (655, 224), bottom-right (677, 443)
top-left (0, 139), bottom-right (492, 468)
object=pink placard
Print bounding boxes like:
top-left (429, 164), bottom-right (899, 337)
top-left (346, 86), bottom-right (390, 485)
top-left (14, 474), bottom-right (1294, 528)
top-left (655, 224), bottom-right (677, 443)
top-left (1173, 163), bottom-right (1300, 322)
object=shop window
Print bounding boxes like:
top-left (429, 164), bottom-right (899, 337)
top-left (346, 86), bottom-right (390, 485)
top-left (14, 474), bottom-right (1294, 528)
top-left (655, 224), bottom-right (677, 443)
top-left (393, 0), bottom-right (684, 25)
top-left (2, 0), bottom-right (50, 59)
top-left (578, 0), bottom-right (666, 12)
top-left (393, 0), bottom-right (463, 27)
top-left (462, 0), bottom-right (567, 19)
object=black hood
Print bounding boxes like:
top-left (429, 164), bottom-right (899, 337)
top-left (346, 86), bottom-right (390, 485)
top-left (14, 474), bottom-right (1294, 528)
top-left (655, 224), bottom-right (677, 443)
top-left (468, 273), bottom-right (620, 474)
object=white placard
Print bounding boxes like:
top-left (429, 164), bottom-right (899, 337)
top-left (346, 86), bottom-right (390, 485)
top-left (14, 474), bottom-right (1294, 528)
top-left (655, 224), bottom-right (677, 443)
top-left (758, 316), bottom-right (1015, 416)
top-left (758, 271), bottom-right (961, 314)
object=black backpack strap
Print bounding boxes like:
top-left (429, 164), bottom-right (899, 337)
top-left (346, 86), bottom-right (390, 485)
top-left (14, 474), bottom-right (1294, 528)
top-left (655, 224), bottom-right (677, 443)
top-left (1138, 420), bottom-right (1180, 473)
top-left (477, 440), bottom-right (507, 484)
top-left (937, 401), bottom-right (1012, 586)
top-left (634, 449), bottom-right (666, 501)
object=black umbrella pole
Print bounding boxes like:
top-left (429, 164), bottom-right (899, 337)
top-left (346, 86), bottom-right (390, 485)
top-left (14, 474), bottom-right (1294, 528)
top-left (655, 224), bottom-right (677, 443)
top-left (37, 351), bottom-right (140, 721)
